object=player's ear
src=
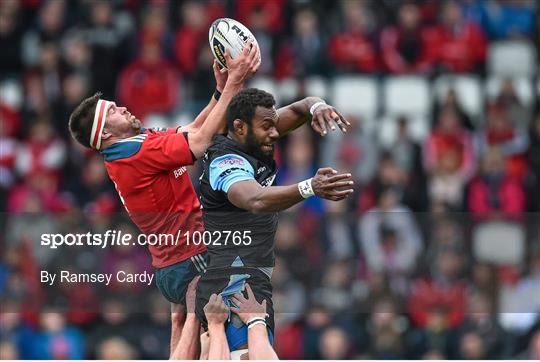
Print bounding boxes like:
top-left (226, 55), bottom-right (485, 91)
top-left (101, 128), bottom-right (112, 140)
top-left (233, 119), bottom-right (246, 135)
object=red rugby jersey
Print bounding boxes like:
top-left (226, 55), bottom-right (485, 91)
top-left (101, 127), bottom-right (206, 268)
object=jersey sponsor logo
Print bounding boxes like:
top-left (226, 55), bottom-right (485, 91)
top-left (173, 166), bottom-right (187, 178)
top-left (218, 157), bottom-right (244, 168)
top-left (260, 174), bottom-right (276, 188)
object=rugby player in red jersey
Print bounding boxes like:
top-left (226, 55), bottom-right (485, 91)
top-left (68, 45), bottom-right (260, 358)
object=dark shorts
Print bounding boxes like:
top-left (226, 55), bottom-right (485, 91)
top-left (155, 252), bottom-right (208, 305)
top-left (195, 267), bottom-right (274, 350)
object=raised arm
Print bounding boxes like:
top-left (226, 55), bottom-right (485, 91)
top-left (227, 167), bottom-right (354, 213)
top-left (276, 97), bottom-right (350, 137)
top-left (188, 45), bottom-right (260, 158)
top-left (180, 61), bottom-right (228, 134)
top-left (170, 276), bottom-right (200, 360)
top-left (204, 294), bottom-right (231, 360)
top-left (230, 284), bottom-right (278, 360)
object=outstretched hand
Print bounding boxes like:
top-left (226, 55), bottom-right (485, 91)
top-left (311, 168), bottom-right (354, 201)
top-left (225, 42), bottom-right (261, 86)
top-left (204, 293), bottom-right (229, 326)
top-left (229, 283), bottom-right (268, 324)
top-left (311, 104), bottom-right (351, 136)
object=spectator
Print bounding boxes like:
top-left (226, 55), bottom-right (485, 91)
top-left (475, 104), bottom-right (529, 179)
top-left (380, 2), bottom-right (437, 74)
top-left (311, 260), bottom-right (355, 313)
top-left (408, 247), bottom-right (467, 329)
top-left (433, 88), bottom-right (475, 130)
top-left (450, 292), bottom-right (513, 358)
top-left (480, 0), bottom-right (536, 40)
top-left (321, 115), bottom-right (379, 186)
top-left (236, 0), bottom-right (285, 34)
top-left (518, 330), bottom-right (540, 359)
top-left (425, 108), bottom-right (475, 209)
top-left (366, 297), bottom-right (406, 358)
top-left (433, 0), bottom-right (487, 73)
top-left (26, 311), bottom-right (85, 359)
top-left (0, 5), bottom-right (23, 79)
top-left (22, 0), bottom-right (65, 68)
top-left (275, 8), bottom-right (327, 78)
top-left (384, 117), bottom-right (428, 211)
top-left (318, 325), bottom-right (353, 359)
top-left (528, 114), bottom-right (540, 210)
top-left (467, 147), bottom-right (526, 217)
top-left (302, 305), bottom-right (333, 359)
top-left (458, 331), bottom-right (487, 359)
top-left (134, 293), bottom-right (170, 359)
top-left (61, 30), bottom-right (92, 76)
top-left (117, 40), bottom-right (180, 122)
top-left (359, 187), bottom-right (423, 277)
top-left (495, 79), bottom-right (533, 126)
top-left (86, 299), bottom-right (140, 358)
top-left (173, 1), bottom-right (210, 76)
top-left (14, 118), bottom-right (66, 186)
top-left (328, 1), bottom-right (379, 73)
top-left (99, 224), bottom-right (153, 292)
top-left (84, 0), bottom-right (133, 99)
top-left (96, 337), bottom-right (138, 360)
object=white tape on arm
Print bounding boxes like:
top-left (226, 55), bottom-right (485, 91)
top-left (298, 178), bottom-right (314, 199)
top-left (309, 101), bottom-right (327, 116)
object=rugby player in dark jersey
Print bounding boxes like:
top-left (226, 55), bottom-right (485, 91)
top-left (196, 88), bottom-right (354, 353)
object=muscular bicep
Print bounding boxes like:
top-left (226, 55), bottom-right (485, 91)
top-left (226, 179), bottom-right (264, 210)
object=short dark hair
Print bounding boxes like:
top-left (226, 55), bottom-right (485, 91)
top-left (68, 92), bottom-right (102, 148)
top-left (226, 88), bottom-right (275, 130)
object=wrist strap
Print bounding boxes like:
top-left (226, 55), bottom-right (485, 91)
top-left (248, 320), bottom-right (266, 329)
top-left (246, 316), bottom-right (266, 326)
top-left (298, 178), bottom-right (314, 199)
top-left (213, 89), bottom-right (222, 101)
top-left (309, 101), bottom-right (326, 115)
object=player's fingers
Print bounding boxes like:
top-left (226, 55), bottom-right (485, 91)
top-left (231, 295), bottom-right (244, 306)
top-left (334, 108), bottom-right (351, 126)
top-left (324, 173), bottom-right (353, 183)
top-left (330, 110), bottom-right (347, 133)
top-left (321, 110), bottom-right (337, 132)
top-left (242, 41), bottom-right (254, 60)
top-left (323, 181), bottom-right (355, 190)
top-left (327, 189), bottom-right (354, 198)
top-left (311, 119), bottom-right (324, 136)
top-left (224, 49), bottom-right (232, 64)
top-left (245, 283), bottom-right (256, 300)
top-left (314, 113), bottom-right (328, 135)
top-left (249, 47), bottom-right (260, 67)
top-left (317, 167), bottom-right (337, 176)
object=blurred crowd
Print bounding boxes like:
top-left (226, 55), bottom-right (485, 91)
top-left (1, 0), bottom-right (540, 359)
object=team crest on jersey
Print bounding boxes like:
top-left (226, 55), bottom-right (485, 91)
top-left (218, 157), bottom-right (244, 168)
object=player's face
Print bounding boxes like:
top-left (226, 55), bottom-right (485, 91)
top-left (105, 102), bottom-right (141, 137)
top-left (245, 106), bottom-right (279, 159)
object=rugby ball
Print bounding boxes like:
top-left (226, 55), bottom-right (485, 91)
top-left (209, 18), bottom-right (259, 69)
